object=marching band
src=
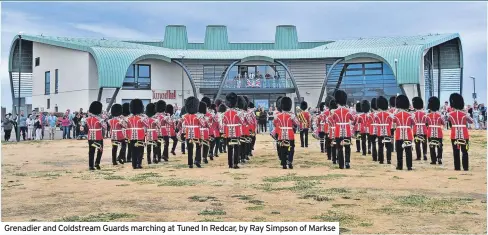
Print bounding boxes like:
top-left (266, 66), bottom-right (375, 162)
top-left (84, 90), bottom-right (475, 172)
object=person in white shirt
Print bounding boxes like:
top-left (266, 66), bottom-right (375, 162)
top-left (26, 114), bottom-right (34, 140)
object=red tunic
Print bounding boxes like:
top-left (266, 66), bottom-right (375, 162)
top-left (240, 111), bottom-right (250, 136)
top-left (375, 111), bottom-right (393, 137)
top-left (165, 116), bottom-right (176, 137)
top-left (393, 111), bottom-right (414, 141)
top-left (326, 112), bottom-right (335, 138)
top-left (448, 111), bottom-right (473, 140)
top-left (274, 112), bottom-right (299, 140)
top-left (127, 115), bottom-right (146, 140)
top-left (157, 113), bottom-right (169, 137)
top-left (183, 114), bottom-right (201, 140)
top-left (144, 117), bottom-right (159, 141)
top-left (86, 115), bottom-right (105, 140)
top-left (368, 112), bottom-right (377, 135)
top-left (199, 114), bottom-right (210, 140)
top-left (209, 111), bottom-right (219, 137)
top-left (412, 110), bottom-right (427, 135)
top-left (247, 110), bottom-right (257, 135)
top-left (299, 111), bottom-right (311, 129)
top-left (223, 109), bottom-right (243, 138)
top-left (356, 113), bottom-right (369, 134)
top-left (109, 117), bottom-right (125, 141)
top-left (426, 112), bottom-right (444, 138)
top-left (331, 107), bottom-right (354, 138)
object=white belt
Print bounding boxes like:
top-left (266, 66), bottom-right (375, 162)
top-left (429, 125), bottom-right (441, 128)
top-left (226, 124), bottom-right (241, 127)
top-left (372, 124), bottom-right (379, 126)
top-left (280, 127), bottom-right (293, 129)
top-left (452, 125), bottom-right (465, 127)
top-left (337, 122), bottom-right (350, 125)
top-left (415, 123), bottom-right (425, 125)
top-left (112, 130), bottom-right (123, 132)
top-left (89, 129), bottom-right (101, 131)
top-left (397, 126), bottom-right (411, 128)
top-left (201, 128), bottom-right (208, 130)
top-left (129, 128), bottom-right (143, 130)
top-left (147, 129), bottom-right (156, 131)
top-left (377, 124), bottom-right (389, 126)
top-left (186, 126), bottom-right (199, 128)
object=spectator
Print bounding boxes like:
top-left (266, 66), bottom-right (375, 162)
top-left (67, 109), bottom-right (75, 139)
top-left (473, 104), bottom-right (480, 130)
top-left (259, 108), bottom-right (267, 133)
top-left (26, 114), bottom-right (34, 140)
top-left (38, 112), bottom-right (46, 140)
top-left (480, 104), bottom-right (486, 129)
top-left (61, 115), bottom-right (70, 139)
top-left (47, 112), bottom-right (58, 140)
top-left (34, 115), bottom-right (42, 140)
top-left (467, 105), bottom-right (473, 129)
top-left (73, 113), bottom-right (81, 139)
top-left (268, 107), bottom-right (275, 133)
top-left (2, 114), bottom-right (13, 141)
top-left (441, 101), bottom-right (451, 130)
top-left (19, 111), bottom-right (27, 141)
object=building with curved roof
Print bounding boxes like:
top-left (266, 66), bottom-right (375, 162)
top-left (8, 25), bottom-right (463, 113)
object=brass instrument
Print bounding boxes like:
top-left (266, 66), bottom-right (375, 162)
top-left (414, 135), bottom-right (425, 143)
top-left (201, 139), bottom-right (210, 147)
top-left (112, 140), bottom-right (121, 147)
top-left (429, 139), bottom-right (441, 147)
top-left (341, 139), bottom-right (352, 146)
top-left (279, 140), bottom-right (291, 147)
top-left (91, 142), bottom-right (102, 152)
top-left (401, 140), bottom-right (412, 149)
top-left (454, 139), bottom-right (468, 150)
top-left (134, 140), bottom-right (146, 147)
top-left (228, 138), bottom-right (240, 145)
top-left (382, 137), bottom-right (392, 143)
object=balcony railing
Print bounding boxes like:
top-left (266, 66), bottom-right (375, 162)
top-left (200, 77), bottom-right (295, 89)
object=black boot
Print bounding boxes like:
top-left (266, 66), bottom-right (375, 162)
top-left (196, 162), bottom-right (202, 168)
top-left (95, 165), bottom-right (101, 170)
top-left (288, 164), bottom-right (293, 169)
top-left (203, 158), bottom-right (208, 164)
top-left (282, 165), bottom-right (287, 169)
top-left (345, 163), bottom-right (350, 169)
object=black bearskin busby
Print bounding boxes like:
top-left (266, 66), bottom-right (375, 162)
top-left (361, 100), bottom-right (370, 113)
top-left (377, 96), bottom-right (389, 111)
top-left (225, 92), bottom-right (238, 108)
top-left (243, 96), bottom-right (249, 105)
top-left (371, 98), bottom-right (378, 111)
top-left (122, 103), bottom-right (130, 116)
top-left (249, 102), bottom-right (255, 109)
top-left (89, 101), bottom-right (103, 115)
top-left (334, 90), bottom-right (347, 106)
top-left (110, 104), bottom-right (122, 117)
top-left (355, 102), bottom-right (362, 113)
top-left (237, 96), bottom-right (247, 110)
top-left (449, 93), bottom-right (464, 110)
top-left (412, 97), bottom-right (424, 110)
top-left (198, 101), bottom-right (207, 114)
top-left (214, 99), bottom-right (222, 107)
top-left (130, 99), bottom-right (144, 115)
top-left (218, 104), bottom-right (227, 113)
top-left (281, 97), bottom-right (292, 112)
top-left (201, 96), bottom-right (211, 107)
top-left (210, 104), bottom-right (217, 112)
top-left (329, 99), bottom-right (338, 110)
top-left (428, 96), bottom-right (440, 112)
top-left (324, 95), bottom-right (334, 109)
top-left (389, 96), bottom-right (396, 108)
top-left (319, 102), bottom-right (326, 112)
top-left (300, 101), bottom-right (308, 111)
top-left (396, 95), bottom-right (410, 110)
top-left (165, 104), bottom-right (174, 115)
top-left (276, 96), bottom-right (283, 112)
top-left (156, 100), bottom-right (166, 113)
top-left (146, 103), bottom-right (156, 117)
top-left (185, 96), bottom-right (200, 114)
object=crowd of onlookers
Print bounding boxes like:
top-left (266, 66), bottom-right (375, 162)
top-left (226, 72), bottom-right (292, 89)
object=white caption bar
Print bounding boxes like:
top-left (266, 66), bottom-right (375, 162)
top-left (1, 222), bottom-right (339, 235)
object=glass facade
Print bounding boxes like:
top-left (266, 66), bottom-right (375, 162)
top-left (55, 69), bottom-right (59, 94)
top-left (123, 64), bottom-right (151, 89)
top-left (326, 62), bottom-right (401, 105)
top-left (44, 71), bottom-right (50, 95)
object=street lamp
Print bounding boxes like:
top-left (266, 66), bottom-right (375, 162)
top-left (470, 76), bottom-right (476, 102)
top-left (178, 54), bottom-right (185, 106)
top-left (16, 32), bottom-right (23, 142)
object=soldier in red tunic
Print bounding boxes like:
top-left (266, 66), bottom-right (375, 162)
top-left (144, 103), bottom-right (159, 165)
top-left (127, 99), bottom-right (147, 169)
top-left (201, 97), bottom-right (214, 162)
top-left (122, 103), bottom-right (131, 163)
top-left (274, 97), bottom-right (299, 169)
top-left (271, 96), bottom-right (282, 157)
top-left (298, 101), bottom-right (311, 148)
top-left (412, 97), bottom-right (428, 161)
top-left (393, 95), bottom-right (414, 171)
top-left (237, 96), bottom-right (250, 163)
top-left (216, 104), bottom-right (227, 155)
top-left (223, 93), bottom-right (243, 169)
top-left (164, 104), bottom-right (178, 157)
top-left (314, 102), bottom-right (327, 154)
top-left (353, 102), bottom-right (362, 152)
top-left (198, 101), bottom-right (211, 164)
top-left (389, 96), bottom-right (397, 149)
top-left (208, 103), bottom-right (218, 159)
top-left (369, 98), bottom-right (378, 161)
top-left (448, 93), bottom-right (473, 171)
top-left (182, 97), bottom-right (202, 168)
top-left (375, 96), bottom-right (393, 164)
top-left (108, 104), bottom-right (125, 165)
top-left (426, 96), bottom-right (444, 165)
top-left (155, 100), bottom-right (168, 162)
top-left (327, 99), bottom-right (338, 163)
top-left (178, 107), bottom-right (187, 155)
top-left (331, 90), bottom-right (354, 169)
top-left (247, 100), bottom-right (257, 156)
top-left (357, 100), bottom-right (371, 156)
top-left (86, 101), bottom-right (106, 170)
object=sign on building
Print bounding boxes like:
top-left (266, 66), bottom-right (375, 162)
top-left (152, 90), bottom-right (177, 100)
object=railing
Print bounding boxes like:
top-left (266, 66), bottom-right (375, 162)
top-left (200, 77), bottom-right (295, 89)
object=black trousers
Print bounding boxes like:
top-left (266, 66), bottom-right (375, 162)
top-left (278, 140), bottom-right (295, 166)
top-left (327, 137), bottom-right (336, 162)
top-left (130, 140), bottom-right (144, 168)
top-left (111, 142), bottom-right (120, 164)
top-left (300, 128), bottom-right (309, 147)
top-left (88, 140), bottom-right (103, 168)
top-left (251, 135), bottom-right (256, 151)
top-left (156, 137), bottom-right (163, 161)
top-left (4, 129), bottom-right (12, 141)
top-left (414, 134), bottom-right (427, 160)
top-left (360, 133), bottom-right (369, 155)
top-left (209, 138), bottom-right (216, 157)
top-left (377, 136), bottom-right (392, 163)
top-left (429, 137), bottom-right (443, 163)
top-left (335, 138), bottom-right (351, 169)
top-left (146, 142), bottom-right (157, 164)
top-left (20, 127), bottom-right (27, 140)
top-left (240, 136), bottom-right (249, 161)
top-left (163, 136), bottom-right (176, 161)
top-left (355, 131), bottom-right (361, 152)
top-left (181, 134), bottom-right (186, 154)
top-left (451, 139), bottom-right (469, 171)
top-left (202, 140), bottom-right (210, 161)
top-left (259, 123), bottom-right (267, 133)
top-left (369, 135), bottom-right (378, 161)
top-left (319, 132), bottom-right (326, 153)
top-left (186, 140), bottom-right (201, 166)
top-left (127, 139), bottom-right (133, 162)
top-left (214, 137), bottom-right (222, 156)
top-left (227, 138), bottom-right (240, 167)
top-left (391, 128), bottom-right (396, 149)
top-left (119, 140), bottom-right (127, 162)
top-left (396, 140), bottom-right (413, 170)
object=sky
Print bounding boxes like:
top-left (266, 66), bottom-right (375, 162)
top-left (1, 2), bottom-right (486, 111)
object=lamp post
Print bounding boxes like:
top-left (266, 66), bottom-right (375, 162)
top-left (178, 54), bottom-right (185, 106)
top-left (16, 33), bottom-right (23, 142)
top-left (470, 76), bottom-right (476, 102)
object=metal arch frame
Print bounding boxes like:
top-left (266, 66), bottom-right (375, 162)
top-left (172, 59), bottom-right (198, 97)
top-left (274, 60), bottom-right (301, 101)
top-left (214, 60), bottom-right (240, 100)
top-left (317, 58), bottom-right (343, 108)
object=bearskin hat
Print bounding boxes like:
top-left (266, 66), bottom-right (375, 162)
top-left (361, 100), bottom-right (370, 113)
top-left (166, 104), bottom-right (174, 115)
top-left (156, 100), bottom-right (166, 113)
top-left (396, 95), bottom-right (410, 110)
top-left (281, 97), bottom-right (292, 112)
top-left (249, 102), bottom-right (255, 109)
top-left (225, 92), bottom-right (238, 108)
top-left (428, 96), bottom-right (440, 112)
top-left (122, 103), bottom-right (130, 116)
top-left (355, 102), bottom-right (362, 113)
top-left (237, 96), bottom-right (247, 110)
top-left (214, 99), bottom-right (222, 107)
top-left (319, 102), bottom-right (326, 112)
top-left (389, 96), bottom-right (396, 108)
top-left (243, 96), bottom-right (249, 105)
top-left (201, 96), bottom-right (211, 107)
top-left (89, 101), bottom-right (103, 115)
top-left (145, 103), bottom-right (156, 117)
top-left (329, 99), bottom-right (338, 110)
top-left (199, 101), bottom-right (207, 114)
top-left (449, 93), bottom-right (464, 110)
top-left (276, 96), bottom-right (283, 112)
top-left (324, 95), bottom-right (334, 109)
top-left (130, 99), bottom-right (144, 115)
top-left (110, 104), bottom-right (122, 117)
top-left (300, 101), bottom-right (308, 110)
top-left (377, 96), bottom-right (389, 111)
top-left (371, 98), bottom-right (378, 110)
top-left (185, 96), bottom-right (200, 114)
top-left (334, 90), bottom-right (347, 106)
top-left (210, 104), bottom-right (217, 112)
top-left (218, 104), bottom-right (227, 113)
top-left (412, 97), bottom-right (424, 110)
top-left (180, 106), bottom-right (187, 116)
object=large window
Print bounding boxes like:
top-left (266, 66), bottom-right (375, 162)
top-left (122, 99), bottom-right (151, 108)
top-left (123, 64), bottom-right (151, 89)
top-left (326, 62), bottom-right (401, 104)
top-left (45, 71), bottom-right (50, 95)
top-left (55, 69), bottom-right (59, 94)
top-left (202, 65), bottom-right (226, 88)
